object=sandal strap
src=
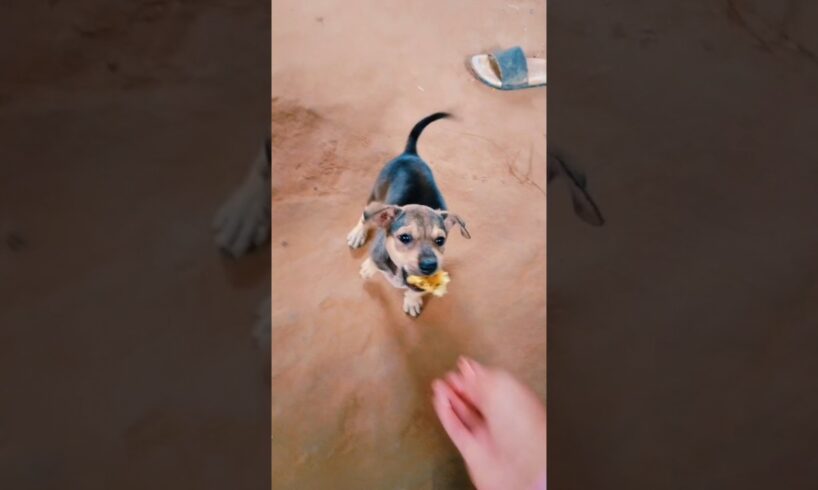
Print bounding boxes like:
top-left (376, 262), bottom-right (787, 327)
top-left (489, 46), bottom-right (529, 89)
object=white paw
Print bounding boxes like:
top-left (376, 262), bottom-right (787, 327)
top-left (346, 223), bottom-right (367, 249)
top-left (360, 258), bottom-right (377, 279)
top-left (403, 294), bottom-right (424, 317)
top-left (212, 149), bottom-right (270, 258)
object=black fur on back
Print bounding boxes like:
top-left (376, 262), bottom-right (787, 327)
top-left (369, 112), bottom-right (452, 211)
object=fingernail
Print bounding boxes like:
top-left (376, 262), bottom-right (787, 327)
top-left (459, 357), bottom-right (475, 377)
top-left (431, 379), bottom-right (443, 393)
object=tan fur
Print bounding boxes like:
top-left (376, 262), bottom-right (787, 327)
top-left (384, 204), bottom-right (447, 276)
top-left (349, 202), bottom-right (469, 318)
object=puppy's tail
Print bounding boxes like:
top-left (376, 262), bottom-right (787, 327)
top-left (404, 112), bottom-right (452, 155)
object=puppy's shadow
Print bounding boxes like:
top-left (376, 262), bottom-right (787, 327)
top-left (391, 299), bottom-right (483, 488)
top-left (360, 277), bottom-right (477, 486)
top-left (362, 268), bottom-right (485, 385)
top-left (362, 279), bottom-right (391, 308)
top-left (357, 250), bottom-right (484, 485)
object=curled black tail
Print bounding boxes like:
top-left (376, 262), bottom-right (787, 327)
top-left (404, 112), bottom-right (452, 154)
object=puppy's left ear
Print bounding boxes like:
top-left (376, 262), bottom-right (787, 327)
top-left (440, 211), bottom-right (471, 239)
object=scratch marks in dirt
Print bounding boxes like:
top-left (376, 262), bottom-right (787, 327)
top-left (270, 100), bottom-right (344, 198)
top-left (460, 132), bottom-right (546, 196)
top-left (508, 145), bottom-right (547, 196)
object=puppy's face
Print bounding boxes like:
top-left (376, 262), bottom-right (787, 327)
top-left (365, 203), bottom-right (470, 277)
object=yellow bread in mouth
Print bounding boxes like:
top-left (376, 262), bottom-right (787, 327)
top-left (406, 271), bottom-right (451, 297)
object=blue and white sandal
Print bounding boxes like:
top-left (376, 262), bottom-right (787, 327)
top-left (469, 46), bottom-right (547, 90)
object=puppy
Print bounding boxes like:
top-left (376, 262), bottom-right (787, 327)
top-left (347, 112), bottom-right (470, 317)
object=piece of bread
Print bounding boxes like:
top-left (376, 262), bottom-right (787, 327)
top-left (406, 271), bottom-right (451, 297)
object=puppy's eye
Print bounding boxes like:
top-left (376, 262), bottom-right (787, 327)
top-left (398, 234), bottom-right (413, 244)
top-left (434, 237), bottom-right (446, 246)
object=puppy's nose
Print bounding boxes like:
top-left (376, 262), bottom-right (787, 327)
top-left (419, 257), bottom-right (438, 275)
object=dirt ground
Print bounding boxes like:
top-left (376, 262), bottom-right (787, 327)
top-left (269, 1), bottom-right (546, 488)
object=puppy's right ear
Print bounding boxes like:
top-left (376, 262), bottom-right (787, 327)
top-left (363, 202), bottom-right (401, 228)
top-left (440, 212), bottom-right (471, 239)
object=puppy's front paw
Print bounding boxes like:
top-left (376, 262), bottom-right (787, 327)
top-left (360, 257), bottom-right (377, 279)
top-left (403, 293), bottom-right (424, 317)
top-left (346, 222), bottom-right (368, 249)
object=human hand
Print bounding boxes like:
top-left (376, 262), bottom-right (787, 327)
top-left (432, 357), bottom-right (547, 490)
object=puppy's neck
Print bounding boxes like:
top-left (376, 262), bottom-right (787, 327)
top-left (372, 232), bottom-right (424, 291)
top-left (383, 253), bottom-right (424, 292)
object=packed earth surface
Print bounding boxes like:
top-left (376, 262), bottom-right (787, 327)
top-left (269, 0), bottom-right (547, 488)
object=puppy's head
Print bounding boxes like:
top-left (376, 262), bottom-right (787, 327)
top-left (364, 202), bottom-right (470, 277)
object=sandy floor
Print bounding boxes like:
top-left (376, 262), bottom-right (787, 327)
top-left (269, 1), bottom-right (546, 488)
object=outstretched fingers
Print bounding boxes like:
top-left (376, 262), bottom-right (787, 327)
top-left (444, 372), bottom-right (484, 431)
top-left (456, 356), bottom-right (489, 407)
top-left (432, 379), bottom-right (478, 459)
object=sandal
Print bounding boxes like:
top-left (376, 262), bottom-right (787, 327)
top-left (469, 46), bottom-right (547, 90)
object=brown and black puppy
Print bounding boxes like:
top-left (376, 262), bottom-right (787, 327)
top-left (347, 112), bottom-right (470, 317)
